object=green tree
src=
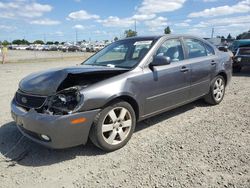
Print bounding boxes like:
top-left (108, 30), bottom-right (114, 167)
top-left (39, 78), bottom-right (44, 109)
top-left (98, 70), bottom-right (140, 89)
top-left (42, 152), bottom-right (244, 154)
top-left (54, 41), bottom-right (59, 45)
top-left (164, 26), bottom-right (171, 34)
top-left (2, 40), bottom-right (9, 46)
top-left (114, 37), bottom-right (119, 41)
top-left (124, 29), bottom-right (137, 38)
top-left (236, 30), bottom-right (250, 40)
top-left (227, 33), bottom-right (232, 39)
top-left (46, 41), bottom-right (54, 45)
top-left (33, 40), bottom-right (44, 44)
top-left (12, 39), bottom-right (29, 45)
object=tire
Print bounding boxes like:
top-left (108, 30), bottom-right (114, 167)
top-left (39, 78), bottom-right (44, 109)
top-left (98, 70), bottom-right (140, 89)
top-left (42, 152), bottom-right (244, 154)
top-left (204, 75), bottom-right (225, 105)
top-left (233, 65), bottom-right (241, 73)
top-left (89, 100), bottom-right (136, 152)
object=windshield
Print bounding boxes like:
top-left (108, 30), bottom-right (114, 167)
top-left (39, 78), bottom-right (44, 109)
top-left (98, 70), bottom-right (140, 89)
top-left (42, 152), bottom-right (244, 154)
top-left (82, 39), bottom-right (155, 68)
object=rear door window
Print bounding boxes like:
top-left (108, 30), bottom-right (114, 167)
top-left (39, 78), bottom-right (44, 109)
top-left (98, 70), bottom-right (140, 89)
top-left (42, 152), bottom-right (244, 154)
top-left (184, 39), bottom-right (207, 58)
top-left (204, 43), bottom-right (215, 56)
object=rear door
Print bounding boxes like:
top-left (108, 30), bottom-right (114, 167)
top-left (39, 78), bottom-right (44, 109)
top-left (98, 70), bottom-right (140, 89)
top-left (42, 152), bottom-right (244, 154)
top-left (183, 38), bottom-right (216, 99)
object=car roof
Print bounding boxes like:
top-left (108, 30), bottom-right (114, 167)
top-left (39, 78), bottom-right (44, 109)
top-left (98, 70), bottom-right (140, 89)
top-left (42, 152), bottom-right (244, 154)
top-left (119, 34), bottom-right (209, 41)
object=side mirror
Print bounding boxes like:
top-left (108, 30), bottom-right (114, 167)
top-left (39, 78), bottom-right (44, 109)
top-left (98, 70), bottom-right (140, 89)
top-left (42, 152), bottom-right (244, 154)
top-left (218, 46), bottom-right (228, 52)
top-left (150, 55), bottom-right (171, 67)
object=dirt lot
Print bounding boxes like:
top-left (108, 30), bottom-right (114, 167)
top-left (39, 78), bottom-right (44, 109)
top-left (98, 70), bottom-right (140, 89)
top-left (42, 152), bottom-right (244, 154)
top-left (1, 50), bottom-right (93, 63)
top-left (0, 57), bottom-right (249, 188)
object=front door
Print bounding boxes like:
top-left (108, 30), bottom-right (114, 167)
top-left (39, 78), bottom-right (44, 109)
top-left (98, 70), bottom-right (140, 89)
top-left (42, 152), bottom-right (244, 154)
top-left (141, 38), bottom-right (191, 117)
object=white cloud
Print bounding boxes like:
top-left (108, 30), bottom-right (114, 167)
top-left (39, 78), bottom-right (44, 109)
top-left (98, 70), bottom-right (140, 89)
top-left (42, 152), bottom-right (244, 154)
top-left (188, 0), bottom-right (250, 18)
top-left (67, 10), bottom-right (100, 20)
top-left (194, 15), bottom-right (250, 28)
top-left (175, 22), bottom-right (190, 27)
top-left (73, 24), bottom-right (85, 30)
top-left (203, 0), bottom-right (218, 2)
top-left (144, 16), bottom-right (168, 31)
top-left (97, 16), bottom-right (134, 27)
top-left (94, 30), bottom-right (107, 35)
top-left (188, 15), bottom-right (250, 37)
top-left (137, 0), bottom-right (186, 14)
top-left (0, 25), bottom-right (17, 30)
top-left (30, 18), bottom-right (60, 25)
top-left (55, 31), bottom-right (64, 37)
top-left (185, 28), bottom-right (207, 37)
top-left (131, 14), bottom-right (156, 21)
top-left (175, 19), bottom-right (192, 27)
top-left (0, 1), bottom-right (52, 19)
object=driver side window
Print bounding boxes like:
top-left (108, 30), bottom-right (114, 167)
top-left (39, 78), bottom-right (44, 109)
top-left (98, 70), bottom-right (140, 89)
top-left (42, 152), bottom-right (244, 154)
top-left (156, 39), bottom-right (184, 62)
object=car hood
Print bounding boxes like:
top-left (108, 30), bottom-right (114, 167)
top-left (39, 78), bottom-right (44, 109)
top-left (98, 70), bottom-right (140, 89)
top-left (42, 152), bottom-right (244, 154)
top-left (19, 65), bottom-right (128, 96)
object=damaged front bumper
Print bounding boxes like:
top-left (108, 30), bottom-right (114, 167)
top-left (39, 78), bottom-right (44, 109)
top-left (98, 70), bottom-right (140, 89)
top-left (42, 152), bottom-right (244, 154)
top-left (11, 100), bottom-right (100, 149)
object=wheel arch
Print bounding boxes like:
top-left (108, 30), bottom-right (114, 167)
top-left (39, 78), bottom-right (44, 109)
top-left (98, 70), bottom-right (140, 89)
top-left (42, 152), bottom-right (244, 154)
top-left (103, 95), bottom-right (140, 121)
top-left (217, 71), bottom-right (228, 86)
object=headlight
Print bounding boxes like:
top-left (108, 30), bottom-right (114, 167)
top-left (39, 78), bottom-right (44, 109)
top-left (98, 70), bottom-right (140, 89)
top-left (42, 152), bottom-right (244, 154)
top-left (237, 57), bottom-right (241, 62)
top-left (44, 87), bottom-right (84, 115)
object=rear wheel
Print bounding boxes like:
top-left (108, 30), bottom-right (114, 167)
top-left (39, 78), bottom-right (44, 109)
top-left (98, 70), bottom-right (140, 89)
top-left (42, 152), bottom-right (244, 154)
top-left (204, 75), bottom-right (225, 105)
top-left (89, 101), bottom-right (136, 152)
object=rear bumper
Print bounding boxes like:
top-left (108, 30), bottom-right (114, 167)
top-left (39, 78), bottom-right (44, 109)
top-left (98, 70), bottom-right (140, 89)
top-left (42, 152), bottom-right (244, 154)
top-left (11, 100), bottom-right (100, 149)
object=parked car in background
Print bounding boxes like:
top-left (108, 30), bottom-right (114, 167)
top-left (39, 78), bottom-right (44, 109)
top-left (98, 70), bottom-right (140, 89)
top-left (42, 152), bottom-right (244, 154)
top-left (233, 46), bottom-right (250, 72)
top-left (229, 39), bottom-right (250, 55)
top-left (67, 45), bottom-right (81, 52)
top-left (11, 35), bottom-right (232, 151)
top-left (93, 44), bottom-right (105, 52)
top-left (86, 44), bottom-right (95, 52)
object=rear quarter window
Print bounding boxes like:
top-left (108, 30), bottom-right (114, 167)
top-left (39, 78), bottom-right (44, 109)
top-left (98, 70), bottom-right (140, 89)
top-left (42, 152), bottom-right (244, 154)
top-left (203, 43), bottom-right (215, 56)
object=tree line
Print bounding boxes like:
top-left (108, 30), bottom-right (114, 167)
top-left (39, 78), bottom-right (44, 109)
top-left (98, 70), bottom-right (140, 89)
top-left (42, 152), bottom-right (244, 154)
top-left (1, 28), bottom-right (249, 46)
top-left (0, 39), bottom-right (63, 46)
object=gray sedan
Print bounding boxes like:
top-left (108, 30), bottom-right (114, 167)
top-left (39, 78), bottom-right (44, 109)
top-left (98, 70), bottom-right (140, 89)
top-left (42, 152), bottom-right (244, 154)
top-left (11, 35), bottom-right (232, 151)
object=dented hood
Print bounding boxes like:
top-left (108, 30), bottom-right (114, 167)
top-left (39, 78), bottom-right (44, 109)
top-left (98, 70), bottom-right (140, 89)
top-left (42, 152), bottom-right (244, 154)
top-left (19, 65), bottom-right (128, 96)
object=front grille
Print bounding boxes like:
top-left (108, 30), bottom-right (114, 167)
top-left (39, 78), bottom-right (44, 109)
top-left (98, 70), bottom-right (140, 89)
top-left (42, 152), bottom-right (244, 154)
top-left (241, 57), bottom-right (250, 63)
top-left (238, 48), bottom-right (250, 55)
top-left (15, 90), bottom-right (47, 109)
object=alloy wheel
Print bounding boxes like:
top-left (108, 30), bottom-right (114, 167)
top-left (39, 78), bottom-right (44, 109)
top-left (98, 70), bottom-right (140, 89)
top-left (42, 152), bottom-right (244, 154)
top-left (213, 78), bottom-right (225, 102)
top-left (101, 107), bottom-right (132, 145)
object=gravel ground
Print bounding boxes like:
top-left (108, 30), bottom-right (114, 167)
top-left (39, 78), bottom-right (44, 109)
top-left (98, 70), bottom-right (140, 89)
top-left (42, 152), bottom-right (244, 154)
top-left (0, 60), bottom-right (249, 188)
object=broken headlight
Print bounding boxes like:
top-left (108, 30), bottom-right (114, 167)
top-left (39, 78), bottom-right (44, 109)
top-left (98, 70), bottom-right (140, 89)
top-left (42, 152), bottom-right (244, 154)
top-left (44, 87), bottom-right (83, 115)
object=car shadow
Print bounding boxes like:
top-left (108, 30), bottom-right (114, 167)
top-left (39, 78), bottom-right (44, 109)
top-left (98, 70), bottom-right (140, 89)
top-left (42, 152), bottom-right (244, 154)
top-left (233, 67), bottom-right (250, 77)
top-left (0, 99), bottom-right (208, 167)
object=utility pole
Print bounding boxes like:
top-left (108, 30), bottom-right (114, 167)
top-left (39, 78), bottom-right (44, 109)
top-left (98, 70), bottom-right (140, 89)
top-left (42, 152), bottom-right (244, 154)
top-left (134, 19), bottom-right (137, 33)
top-left (43, 33), bottom-right (46, 43)
top-left (75, 30), bottom-right (78, 44)
top-left (211, 28), bottom-right (214, 38)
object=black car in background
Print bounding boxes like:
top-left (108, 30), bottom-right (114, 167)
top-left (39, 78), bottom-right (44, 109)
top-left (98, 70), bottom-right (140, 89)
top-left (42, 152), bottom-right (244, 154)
top-left (233, 46), bottom-right (250, 72)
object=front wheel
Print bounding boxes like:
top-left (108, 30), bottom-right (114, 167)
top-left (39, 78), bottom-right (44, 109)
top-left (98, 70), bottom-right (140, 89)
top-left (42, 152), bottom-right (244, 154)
top-left (89, 101), bottom-right (136, 152)
top-left (204, 75), bottom-right (225, 105)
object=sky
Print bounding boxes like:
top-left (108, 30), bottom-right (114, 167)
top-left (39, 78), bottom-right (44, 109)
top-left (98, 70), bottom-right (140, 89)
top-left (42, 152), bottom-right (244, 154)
top-left (0, 0), bottom-right (249, 42)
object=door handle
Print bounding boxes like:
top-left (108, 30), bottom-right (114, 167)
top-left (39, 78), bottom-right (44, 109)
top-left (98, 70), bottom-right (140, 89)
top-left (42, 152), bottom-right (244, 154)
top-left (211, 60), bottom-right (216, 66)
top-left (180, 66), bottom-right (189, 72)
